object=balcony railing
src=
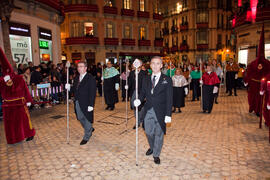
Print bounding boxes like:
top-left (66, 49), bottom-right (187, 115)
top-left (197, 44), bottom-right (208, 51)
top-left (180, 44), bottom-right (189, 51)
top-left (153, 13), bottom-right (163, 20)
top-left (154, 39), bottom-right (163, 47)
top-left (65, 37), bottom-right (99, 45)
top-left (256, 7), bottom-right (270, 22)
top-left (121, 39), bottom-right (135, 46)
top-left (36, 0), bottom-right (64, 15)
top-left (170, 46), bottom-right (178, 53)
top-left (121, 9), bottom-right (135, 16)
top-left (137, 11), bottom-right (150, 18)
top-left (180, 24), bottom-right (188, 31)
top-left (171, 26), bottom-right (178, 34)
top-left (196, 23), bottom-right (208, 29)
top-left (138, 40), bottom-right (151, 46)
top-left (104, 38), bottom-right (119, 45)
top-left (64, 4), bottom-right (98, 13)
top-left (103, 6), bottom-right (117, 14)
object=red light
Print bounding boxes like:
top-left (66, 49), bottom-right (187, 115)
top-left (238, 0), bottom-right (242, 7)
top-left (246, 11), bottom-right (252, 21)
top-left (232, 18), bottom-right (236, 27)
top-left (250, 0), bottom-right (258, 22)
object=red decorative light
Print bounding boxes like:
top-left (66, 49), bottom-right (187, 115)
top-left (250, 0), bottom-right (258, 22)
top-left (238, 0), bottom-right (242, 7)
top-left (246, 10), bottom-right (252, 21)
top-left (232, 18), bottom-right (236, 27)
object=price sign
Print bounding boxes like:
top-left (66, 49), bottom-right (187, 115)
top-left (9, 35), bottom-right (32, 64)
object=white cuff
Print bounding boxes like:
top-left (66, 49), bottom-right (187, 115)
top-left (267, 104), bottom-right (270, 110)
top-left (65, 84), bottom-right (71, 91)
top-left (184, 88), bottom-right (188, 95)
top-left (115, 83), bottom-right (119, 90)
top-left (260, 91), bottom-right (264, 96)
top-left (88, 106), bottom-right (93, 112)
top-left (213, 87), bottom-right (218, 93)
top-left (165, 116), bottom-right (171, 123)
top-left (4, 75), bottom-right (10, 82)
top-left (134, 99), bottom-right (141, 107)
top-left (26, 102), bottom-right (31, 107)
top-left (244, 82), bottom-right (248, 87)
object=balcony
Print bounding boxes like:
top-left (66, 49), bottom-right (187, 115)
top-left (64, 4), bottom-right (98, 13)
top-left (121, 9), bottom-right (134, 16)
top-left (138, 40), bottom-right (151, 46)
top-left (180, 24), bottom-right (188, 31)
top-left (153, 13), bottom-right (163, 20)
top-left (104, 38), bottom-right (119, 45)
top-left (137, 11), bottom-right (150, 18)
top-left (170, 46), bottom-right (178, 53)
top-left (154, 39), bottom-right (163, 47)
top-left (103, 6), bottom-right (117, 15)
top-left (197, 44), bottom-right (208, 51)
top-left (121, 39), bottom-right (135, 46)
top-left (196, 23), bottom-right (208, 29)
top-left (36, 0), bottom-right (64, 14)
top-left (162, 28), bottom-right (169, 36)
top-left (65, 37), bottom-right (99, 45)
top-left (171, 26), bottom-right (178, 34)
top-left (256, 7), bottom-right (270, 22)
top-left (180, 44), bottom-right (189, 51)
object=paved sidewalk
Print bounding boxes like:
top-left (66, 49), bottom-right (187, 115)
top-left (0, 90), bottom-right (269, 180)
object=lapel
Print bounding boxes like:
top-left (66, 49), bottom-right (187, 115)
top-left (153, 73), bottom-right (165, 94)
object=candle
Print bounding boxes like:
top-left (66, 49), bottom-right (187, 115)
top-left (261, 78), bottom-right (266, 91)
top-left (267, 81), bottom-right (270, 91)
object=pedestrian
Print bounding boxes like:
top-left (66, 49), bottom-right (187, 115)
top-left (201, 65), bottom-right (220, 113)
top-left (226, 58), bottom-right (239, 96)
top-left (103, 61), bottom-right (120, 110)
top-left (172, 68), bottom-right (188, 113)
top-left (96, 72), bottom-right (102, 97)
top-left (212, 60), bottom-right (223, 104)
top-left (190, 66), bottom-right (201, 101)
top-left (120, 69), bottom-right (129, 102)
top-left (134, 56), bottom-right (173, 164)
top-left (65, 61), bottom-right (96, 145)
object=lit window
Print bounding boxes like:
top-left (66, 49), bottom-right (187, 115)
top-left (196, 30), bottom-right (208, 44)
top-left (123, 0), bottom-right (131, 9)
top-left (72, 22), bottom-right (80, 37)
top-left (107, 23), bottom-right (113, 38)
top-left (139, 26), bottom-right (146, 40)
top-left (124, 25), bottom-right (131, 39)
top-left (84, 22), bottom-right (94, 37)
top-left (139, 0), bottom-right (145, 11)
top-left (176, 3), bottom-right (182, 13)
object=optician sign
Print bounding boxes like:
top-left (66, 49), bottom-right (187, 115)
top-left (9, 22), bottom-right (32, 64)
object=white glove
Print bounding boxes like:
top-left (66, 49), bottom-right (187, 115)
top-left (184, 88), bottom-right (188, 95)
top-left (244, 82), bottom-right (248, 87)
top-left (125, 85), bottom-right (128, 90)
top-left (26, 102), bottom-right (31, 107)
top-left (101, 76), bottom-right (104, 81)
top-left (65, 83), bottom-right (71, 91)
top-left (4, 75), bottom-right (10, 82)
top-left (88, 106), bottom-right (93, 112)
top-left (267, 104), bottom-right (270, 110)
top-left (260, 91), bottom-right (264, 95)
top-left (165, 116), bottom-right (171, 123)
top-left (115, 83), bottom-right (119, 90)
top-left (235, 74), bottom-right (238, 79)
top-left (200, 80), bottom-right (203, 84)
top-left (133, 99), bottom-right (141, 107)
top-left (213, 86), bottom-right (218, 94)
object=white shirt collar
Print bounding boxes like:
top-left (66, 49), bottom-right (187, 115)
top-left (80, 72), bottom-right (87, 81)
top-left (151, 72), bottom-right (161, 86)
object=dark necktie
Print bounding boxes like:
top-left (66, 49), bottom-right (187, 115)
top-left (76, 77), bottom-right (81, 90)
top-left (152, 75), bottom-right (156, 91)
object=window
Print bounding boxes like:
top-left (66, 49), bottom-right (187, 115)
top-left (104, 0), bottom-right (115, 7)
top-left (183, 0), bottom-right (188, 10)
top-left (172, 19), bottom-right (177, 27)
top-left (72, 22), bottom-right (80, 37)
top-left (196, 0), bottom-right (208, 9)
top-left (164, 21), bottom-right (169, 29)
top-left (155, 28), bottom-right (161, 39)
top-left (139, 26), bottom-right (146, 40)
top-left (84, 22), bottom-right (94, 37)
top-left (172, 36), bottom-right (178, 46)
top-left (182, 35), bottom-right (187, 44)
top-left (196, 10), bottom-right (208, 23)
top-left (123, 24), bottom-right (131, 39)
top-left (196, 30), bottom-right (208, 44)
top-left (123, 0), bottom-right (131, 9)
top-left (217, 34), bottom-right (222, 44)
top-left (139, 0), bottom-right (145, 11)
top-left (153, 0), bottom-right (160, 13)
top-left (106, 23), bottom-right (113, 38)
top-left (238, 49), bottom-right (248, 65)
top-left (217, 0), bottom-right (223, 9)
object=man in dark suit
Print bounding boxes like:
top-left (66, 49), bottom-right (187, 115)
top-left (134, 56), bottom-right (173, 164)
top-left (65, 61), bottom-right (96, 145)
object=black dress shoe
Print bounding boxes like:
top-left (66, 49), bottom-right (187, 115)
top-left (178, 108), bottom-right (182, 113)
top-left (146, 148), bottom-right (153, 156)
top-left (234, 94), bottom-right (238, 96)
top-left (172, 108), bottom-right (176, 113)
top-left (153, 157), bottom-right (160, 164)
top-left (207, 110), bottom-right (211, 114)
top-left (80, 139), bottom-right (88, 145)
top-left (228, 94), bottom-right (232, 96)
top-left (256, 113), bottom-right (260, 117)
top-left (133, 125), bottom-right (140, 129)
top-left (26, 136), bottom-right (34, 141)
top-left (203, 110), bottom-right (206, 113)
top-left (109, 107), bottom-right (114, 111)
top-left (105, 106), bottom-right (110, 110)
top-left (92, 128), bottom-right (95, 133)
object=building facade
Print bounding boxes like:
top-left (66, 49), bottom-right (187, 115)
top-left (232, 0), bottom-right (270, 65)
top-left (61, 0), bottom-right (163, 65)
top-left (0, 0), bottom-right (64, 66)
top-left (160, 0), bottom-right (236, 64)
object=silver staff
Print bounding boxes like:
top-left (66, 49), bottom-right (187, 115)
top-left (200, 59), bottom-right (203, 111)
top-left (66, 61), bottom-right (71, 144)
top-left (101, 61), bottom-right (104, 107)
top-left (125, 60), bottom-right (129, 131)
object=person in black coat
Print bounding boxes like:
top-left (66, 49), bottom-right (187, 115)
top-left (134, 56), bottom-right (173, 165)
top-left (65, 61), bottom-right (96, 145)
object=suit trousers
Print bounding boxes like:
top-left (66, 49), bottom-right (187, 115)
top-left (75, 101), bottom-right (93, 141)
top-left (144, 108), bottom-right (164, 157)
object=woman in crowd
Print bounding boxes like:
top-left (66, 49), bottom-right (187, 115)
top-left (190, 65), bottom-right (201, 101)
top-left (172, 69), bottom-right (188, 113)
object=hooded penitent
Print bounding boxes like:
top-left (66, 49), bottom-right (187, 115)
top-left (0, 47), bottom-right (35, 144)
top-left (244, 24), bottom-right (270, 115)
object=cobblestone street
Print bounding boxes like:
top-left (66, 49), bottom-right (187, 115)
top-left (0, 90), bottom-right (269, 180)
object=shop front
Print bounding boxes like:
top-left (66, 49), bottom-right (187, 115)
top-left (39, 27), bottom-right (53, 63)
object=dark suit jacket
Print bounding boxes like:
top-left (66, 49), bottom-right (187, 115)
top-left (139, 73), bottom-right (173, 134)
top-left (128, 70), bottom-right (147, 95)
top-left (72, 73), bottom-right (96, 123)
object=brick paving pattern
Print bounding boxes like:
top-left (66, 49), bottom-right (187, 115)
top-left (0, 90), bottom-right (269, 180)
